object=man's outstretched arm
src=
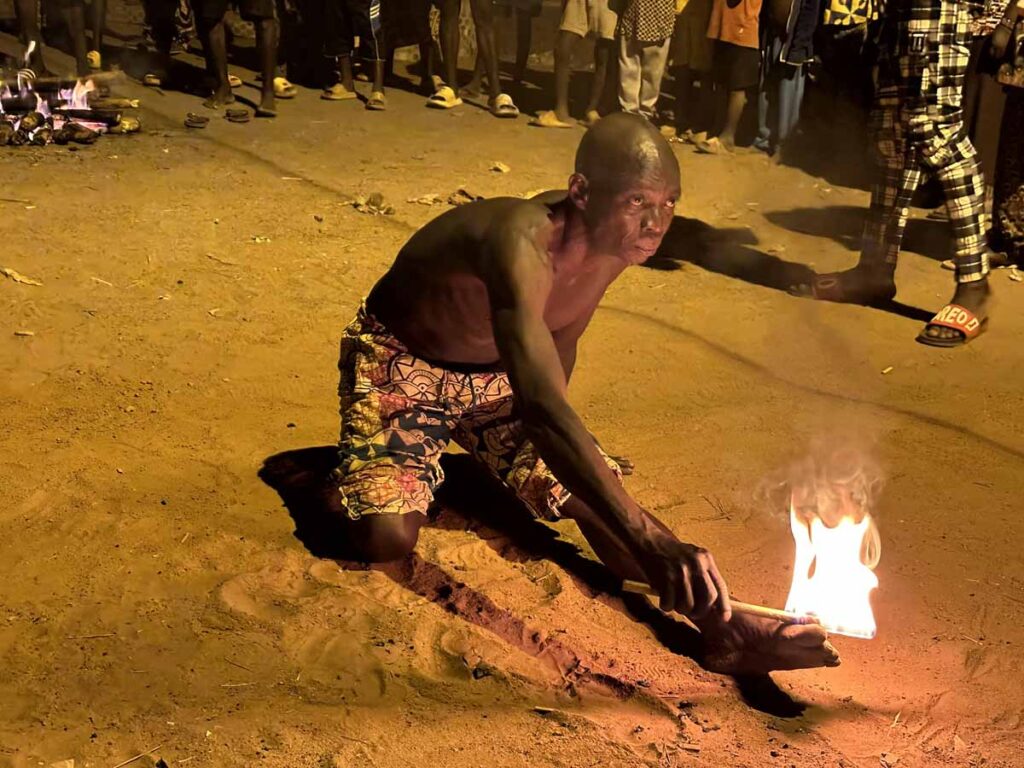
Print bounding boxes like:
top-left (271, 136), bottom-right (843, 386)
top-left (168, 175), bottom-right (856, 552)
top-left (482, 209), bottom-right (729, 619)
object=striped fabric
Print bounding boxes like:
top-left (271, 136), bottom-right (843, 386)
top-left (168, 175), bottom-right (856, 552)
top-left (861, 0), bottom-right (990, 283)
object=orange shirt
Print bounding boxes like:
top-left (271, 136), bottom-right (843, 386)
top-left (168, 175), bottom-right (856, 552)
top-left (706, 0), bottom-right (762, 48)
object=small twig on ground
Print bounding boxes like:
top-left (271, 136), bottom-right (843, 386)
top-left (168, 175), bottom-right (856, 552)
top-left (226, 658), bottom-right (253, 673)
top-left (180, 532), bottom-right (190, 544)
top-left (961, 634), bottom-right (983, 646)
top-left (90, 276), bottom-right (114, 286)
top-left (110, 745), bottom-right (161, 768)
top-left (67, 633), bottom-right (116, 639)
top-left (205, 253), bottom-right (238, 266)
top-left (175, 758), bottom-right (194, 765)
top-left (0, 197), bottom-right (33, 205)
top-left (220, 682), bottom-right (256, 688)
top-left (338, 733), bottom-right (371, 747)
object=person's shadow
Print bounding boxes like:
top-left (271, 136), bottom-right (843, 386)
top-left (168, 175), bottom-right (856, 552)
top-left (651, 215), bottom-right (934, 324)
top-left (259, 445), bottom-right (810, 717)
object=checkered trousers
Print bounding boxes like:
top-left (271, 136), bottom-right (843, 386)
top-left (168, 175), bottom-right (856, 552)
top-left (862, 0), bottom-right (989, 283)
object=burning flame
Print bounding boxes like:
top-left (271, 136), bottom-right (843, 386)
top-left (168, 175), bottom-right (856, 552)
top-left (58, 79), bottom-right (96, 110)
top-left (784, 502), bottom-right (879, 639)
top-left (771, 444), bottom-right (882, 640)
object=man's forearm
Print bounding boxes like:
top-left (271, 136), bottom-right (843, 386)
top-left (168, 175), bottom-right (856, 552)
top-left (521, 397), bottom-right (644, 544)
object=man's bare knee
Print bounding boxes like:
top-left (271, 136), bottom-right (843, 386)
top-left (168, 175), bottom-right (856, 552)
top-left (346, 513), bottom-right (424, 562)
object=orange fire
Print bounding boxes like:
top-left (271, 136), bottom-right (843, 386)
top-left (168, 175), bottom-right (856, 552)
top-left (784, 498), bottom-right (880, 639)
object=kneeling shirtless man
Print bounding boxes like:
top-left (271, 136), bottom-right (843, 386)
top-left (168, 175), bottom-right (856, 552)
top-left (328, 113), bottom-right (839, 675)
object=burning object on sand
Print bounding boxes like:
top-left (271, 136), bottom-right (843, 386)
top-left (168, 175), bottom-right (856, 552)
top-left (625, 445), bottom-right (882, 641)
top-left (779, 446), bottom-right (882, 639)
top-left (1, 55), bottom-right (141, 146)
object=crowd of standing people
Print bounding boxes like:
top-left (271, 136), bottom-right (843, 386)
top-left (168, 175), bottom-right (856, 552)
top-left (7, 0), bottom-right (1023, 343)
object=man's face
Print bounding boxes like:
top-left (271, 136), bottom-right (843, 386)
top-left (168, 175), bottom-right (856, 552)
top-left (577, 162), bottom-right (680, 265)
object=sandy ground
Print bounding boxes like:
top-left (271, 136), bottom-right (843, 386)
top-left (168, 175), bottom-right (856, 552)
top-left (2, 34), bottom-right (1023, 768)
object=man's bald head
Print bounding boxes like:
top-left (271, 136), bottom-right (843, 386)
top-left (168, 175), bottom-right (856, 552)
top-left (574, 113), bottom-right (679, 192)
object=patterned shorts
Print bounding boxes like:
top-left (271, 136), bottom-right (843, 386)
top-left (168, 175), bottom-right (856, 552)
top-left (332, 305), bottom-right (622, 522)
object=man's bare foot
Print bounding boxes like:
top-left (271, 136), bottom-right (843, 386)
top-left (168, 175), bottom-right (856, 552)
top-left (917, 279), bottom-right (990, 346)
top-left (699, 612), bottom-right (841, 676)
top-left (202, 85), bottom-right (234, 110)
top-left (790, 266), bottom-right (897, 305)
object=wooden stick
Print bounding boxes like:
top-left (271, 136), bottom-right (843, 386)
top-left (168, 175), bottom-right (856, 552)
top-left (621, 580), bottom-right (815, 624)
top-left (110, 745), bottom-right (161, 768)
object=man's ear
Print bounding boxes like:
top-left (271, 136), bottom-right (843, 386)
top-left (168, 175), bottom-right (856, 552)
top-left (567, 173), bottom-right (589, 210)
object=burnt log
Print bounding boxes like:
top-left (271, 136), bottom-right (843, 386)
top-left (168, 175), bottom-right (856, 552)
top-left (52, 123), bottom-right (99, 145)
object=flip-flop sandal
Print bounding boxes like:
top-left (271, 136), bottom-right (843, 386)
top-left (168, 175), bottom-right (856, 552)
top-left (143, 73), bottom-right (162, 87)
top-left (322, 83), bottom-right (357, 100)
top-left (916, 303), bottom-right (988, 347)
top-left (529, 110), bottom-right (572, 129)
top-left (695, 137), bottom-right (727, 155)
top-left (366, 91), bottom-right (387, 111)
top-left (580, 109), bottom-right (601, 127)
top-left (184, 112), bottom-right (209, 128)
top-left (426, 85), bottom-right (462, 109)
top-left (225, 107), bottom-right (250, 123)
top-left (228, 74), bottom-right (242, 88)
top-left (489, 93), bottom-right (519, 119)
top-left (273, 76), bottom-right (297, 98)
top-left (86, 50), bottom-right (102, 70)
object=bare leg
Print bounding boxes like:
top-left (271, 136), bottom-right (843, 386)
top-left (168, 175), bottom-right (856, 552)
top-left (470, 0), bottom-right (500, 101)
top-left (463, 52), bottom-right (484, 97)
top-left (90, 0), bottom-right (106, 55)
top-left (254, 17), bottom-right (278, 115)
top-left (513, 7), bottom-right (531, 83)
top-left (338, 54), bottom-right (355, 91)
top-left (13, 0), bottom-right (48, 72)
top-left (585, 38), bottom-right (611, 120)
top-left (552, 29), bottom-right (576, 122)
top-left (719, 88), bottom-right (746, 149)
top-left (418, 39), bottom-right (441, 92)
top-left (438, 0), bottom-right (459, 90)
top-left (65, 1), bottom-right (90, 75)
top-left (198, 14), bottom-right (233, 108)
top-left (559, 496), bottom-right (840, 675)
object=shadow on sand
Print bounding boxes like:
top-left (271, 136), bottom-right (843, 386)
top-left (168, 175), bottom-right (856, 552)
top-left (650, 215), bottom-right (934, 324)
top-left (259, 445), bottom-right (809, 717)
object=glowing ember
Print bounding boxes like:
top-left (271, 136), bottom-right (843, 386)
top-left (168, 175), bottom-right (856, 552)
top-left (784, 499), bottom-right (879, 639)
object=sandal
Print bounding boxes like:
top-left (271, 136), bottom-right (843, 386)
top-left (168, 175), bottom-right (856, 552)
top-left (695, 137), bottom-right (729, 155)
top-left (321, 83), bottom-right (357, 101)
top-left (489, 93), bottom-right (519, 119)
top-left (426, 85), bottom-right (462, 109)
top-left (142, 73), bottom-right (162, 87)
top-left (228, 74), bottom-right (242, 88)
top-left (184, 112), bottom-right (209, 128)
top-left (225, 107), bottom-right (250, 123)
top-left (916, 303), bottom-right (988, 347)
top-left (366, 91), bottom-right (386, 110)
top-left (528, 110), bottom-right (573, 129)
top-left (86, 50), bottom-right (102, 70)
top-left (273, 76), bottom-right (297, 99)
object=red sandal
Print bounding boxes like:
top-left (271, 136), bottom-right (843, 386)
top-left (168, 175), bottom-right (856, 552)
top-left (916, 303), bottom-right (988, 347)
